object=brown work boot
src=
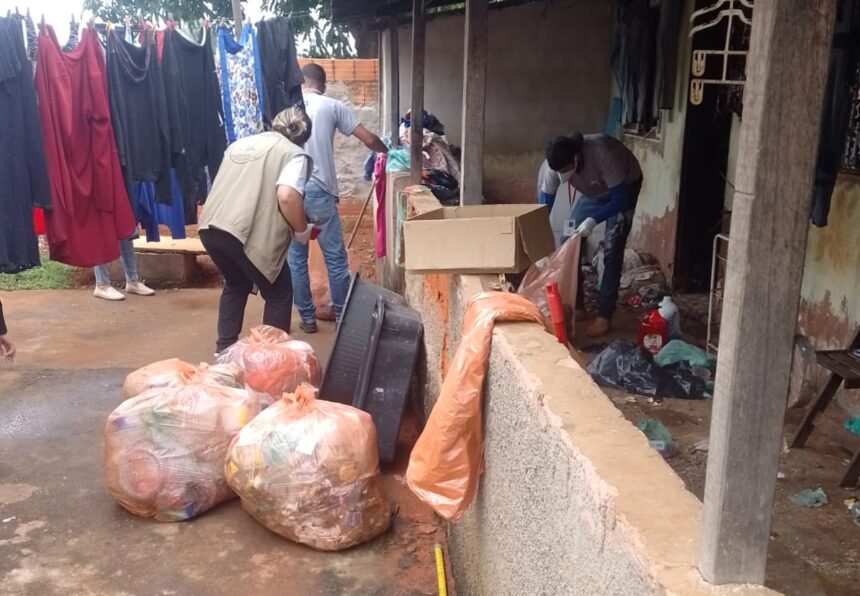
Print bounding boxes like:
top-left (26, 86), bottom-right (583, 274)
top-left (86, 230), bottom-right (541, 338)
top-left (586, 317), bottom-right (611, 338)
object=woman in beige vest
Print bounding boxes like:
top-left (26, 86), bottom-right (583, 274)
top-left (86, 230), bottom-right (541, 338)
top-left (199, 107), bottom-right (315, 354)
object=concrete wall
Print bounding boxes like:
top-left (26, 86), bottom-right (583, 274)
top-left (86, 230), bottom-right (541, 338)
top-left (403, 193), bottom-right (778, 596)
top-left (393, 0), bottom-right (613, 203)
top-left (324, 79), bottom-right (379, 201)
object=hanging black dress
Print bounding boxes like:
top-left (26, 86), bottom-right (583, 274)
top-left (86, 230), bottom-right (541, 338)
top-left (0, 16), bottom-right (52, 273)
top-left (255, 16), bottom-right (305, 126)
top-left (161, 26), bottom-right (226, 223)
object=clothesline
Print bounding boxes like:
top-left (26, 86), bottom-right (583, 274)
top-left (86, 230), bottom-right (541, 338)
top-left (0, 12), bottom-right (305, 275)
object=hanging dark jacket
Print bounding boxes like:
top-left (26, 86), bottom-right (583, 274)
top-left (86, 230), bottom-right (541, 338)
top-left (0, 16), bottom-right (52, 274)
top-left (162, 27), bottom-right (226, 223)
top-left (256, 17), bottom-right (305, 126)
top-left (106, 30), bottom-right (174, 212)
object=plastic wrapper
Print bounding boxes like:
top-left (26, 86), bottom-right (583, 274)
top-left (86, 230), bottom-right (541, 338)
top-left (105, 383), bottom-right (261, 521)
top-left (518, 236), bottom-right (580, 330)
top-left (225, 384), bottom-right (391, 551)
top-left (587, 339), bottom-right (706, 399)
top-left (217, 325), bottom-right (322, 402)
top-left (407, 292), bottom-right (545, 522)
top-left (123, 359), bottom-right (243, 399)
top-left (309, 240), bottom-right (335, 321)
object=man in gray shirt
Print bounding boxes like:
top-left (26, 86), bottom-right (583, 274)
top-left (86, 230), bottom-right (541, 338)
top-left (542, 132), bottom-right (643, 338)
top-left (287, 63), bottom-right (388, 333)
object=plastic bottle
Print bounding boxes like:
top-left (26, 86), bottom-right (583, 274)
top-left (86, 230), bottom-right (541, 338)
top-left (545, 282), bottom-right (567, 344)
top-left (658, 296), bottom-right (681, 339)
top-left (638, 309), bottom-right (669, 355)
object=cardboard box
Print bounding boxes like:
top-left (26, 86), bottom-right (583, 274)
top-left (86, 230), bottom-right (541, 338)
top-left (403, 204), bottom-right (556, 273)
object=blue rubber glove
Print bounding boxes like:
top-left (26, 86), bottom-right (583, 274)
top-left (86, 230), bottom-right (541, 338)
top-left (592, 184), bottom-right (631, 224)
top-left (539, 191), bottom-right (557, 212)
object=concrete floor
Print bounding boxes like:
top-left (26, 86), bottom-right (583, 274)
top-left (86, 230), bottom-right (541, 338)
top-left (0, 290), bottom-right (444, 596)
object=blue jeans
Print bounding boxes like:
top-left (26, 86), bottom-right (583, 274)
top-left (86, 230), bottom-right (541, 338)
top-left (288, 181), bottom-right (351, 323)
top-left (571, 179), bottom-right (641, 318)
top-left (93, 239), bottom-right (139, 286)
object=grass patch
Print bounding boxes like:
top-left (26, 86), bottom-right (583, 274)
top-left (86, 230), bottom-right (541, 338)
top-left (0, 260), bottom-right (77, 290)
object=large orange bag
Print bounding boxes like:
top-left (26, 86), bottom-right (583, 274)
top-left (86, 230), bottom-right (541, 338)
top-left (122, 359), bottom-right (243, 399)
top-left (105, 383), bottom-right (261, 521)
top-left (406, 292), bottom-right (544, 521)
top-left (225, 384), bottom-right (391, 550)
top-left (217, 325), bottom-right (322, 402)
top-left (309, 239), bottom-right (335, 321)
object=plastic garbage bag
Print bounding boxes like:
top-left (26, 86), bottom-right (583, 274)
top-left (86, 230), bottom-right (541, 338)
top-left (407, 292), bottom-right (545, 522)
top-left (122, 359), bottom-right (243, 399)
top-left (217, 325), bottom-right (322, 402)
top-left (588, 339), bottom-right (706, 398)
top-left (654, 340), bottom-right (714, 369)
top-left (637, 419), bottom-right (679, 458)
top-left (225, 384), bottom-right (391, 551)
top-left (518, 236), bottom-right (581, 328)
top-left (309, 240), bottom-right (336, 322)
top-left (105, 383), bottom-right (261, 521)
top-left (385, 148), bottom-right (410, 173)
top-left (844, 416), bottom-right (860, 436)
top-left (789, 487), bottom-right (828, 508)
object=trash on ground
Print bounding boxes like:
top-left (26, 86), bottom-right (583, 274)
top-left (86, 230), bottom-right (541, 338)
top-left (105, 382), bottom-right (262, 521)
top-left (225, 383), bottom-right (391, 551)
top-left (407, 292), bottom-right (544, 522)
top-left (588, 339), bottom-right (707, 398)
top-left (637, 418), bottom-right (679, 458)
top-left (689, 439), bottom-right (709, 454)
top-left (789, 487), bottom-right (829, 508)
top-left (217, 325), bottom-right (321, 404)
top-left (122, 359), bottom-right (243, 399)
top-left (845, 498), bottom-right (860, 527)
top-left (844, 416), bottom-right (860, 437)
top-left (654, 340), bottom-right (715, 369)
top-left (777, 471), bottom-right (786, 480)
top-left (657, 296), bottom-right (682, 339)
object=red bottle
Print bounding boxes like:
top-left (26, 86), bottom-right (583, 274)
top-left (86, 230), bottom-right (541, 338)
top-left (638, 309), bottom-right (669, 355)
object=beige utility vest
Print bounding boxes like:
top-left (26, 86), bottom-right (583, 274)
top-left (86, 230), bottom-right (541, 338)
top-left (199, 132), bottom-right (310, 282)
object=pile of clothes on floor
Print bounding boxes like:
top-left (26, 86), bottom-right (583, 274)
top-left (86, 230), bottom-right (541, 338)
top-left (104, 325), bottom-right (390, 551)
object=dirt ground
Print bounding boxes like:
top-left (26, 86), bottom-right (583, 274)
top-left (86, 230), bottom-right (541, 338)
top-left (572, 308), bottom-right (860, 596)
top-left (0, 204), bottom-right (451, 595)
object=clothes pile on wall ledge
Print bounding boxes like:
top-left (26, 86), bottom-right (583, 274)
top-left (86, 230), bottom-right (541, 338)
top-left (0, 13), bottom-right (304, 274)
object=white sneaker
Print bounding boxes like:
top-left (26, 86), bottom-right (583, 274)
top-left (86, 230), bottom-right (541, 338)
top-left (94, 286), bottom-right (125, 301)
top-left (126, 281), bottom-right (155, 296)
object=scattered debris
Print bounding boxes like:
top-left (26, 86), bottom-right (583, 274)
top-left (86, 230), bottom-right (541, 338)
top-left (789, 487), bottom-right (829, 508)
top-left (844, 416), bottom-right (860, 437)
top-left (777, 471), bottom-right (786, 480)
top-left (2, 516), bottom-right (15, 523)
top-left (845, 498), bottom-right (860, 527)
top-left (625, 396), bottom-right (637, 404)
top-left (689, 439), bottom-right (709, 454)
top-left (417, 523), bottom-right (438, 535)
top-left (637, 419), bottom-right (679, 458)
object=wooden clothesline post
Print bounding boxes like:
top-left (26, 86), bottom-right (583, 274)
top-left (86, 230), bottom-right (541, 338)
top-left (230, 0), bottom-right (242, 38)
top-left (409, 0), bottom-right (426, 185)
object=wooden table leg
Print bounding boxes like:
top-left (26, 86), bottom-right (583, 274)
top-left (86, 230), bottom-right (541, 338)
top-left (791, 373), bottom-right (844, 448)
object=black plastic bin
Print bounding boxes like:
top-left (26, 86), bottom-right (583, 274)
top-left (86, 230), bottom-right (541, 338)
top-left (320, 274), bottom-right (423, 464)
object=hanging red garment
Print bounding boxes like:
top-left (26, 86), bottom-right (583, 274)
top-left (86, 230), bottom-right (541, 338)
top-left (32, 209), bottom-right (45, 235)
top-left (34, 25), bottom-right (135, 267)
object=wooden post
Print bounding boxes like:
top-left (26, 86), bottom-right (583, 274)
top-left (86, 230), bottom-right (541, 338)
top-left (410, 0), bottom-right (426, 185)
top-left (230, 0), bottom-right (242, 38)
top-left (459, 0), bottom-right (489, 205)
top-left (389, 19), bottom-right (401, 147)
top-left (698, 0), bottom-right (837, 585)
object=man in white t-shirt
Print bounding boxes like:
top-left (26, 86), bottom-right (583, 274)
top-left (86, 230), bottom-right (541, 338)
top-left (287, 63), bottom-right (388, 333)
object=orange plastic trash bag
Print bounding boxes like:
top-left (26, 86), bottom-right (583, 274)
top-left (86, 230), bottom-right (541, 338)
top-left (309, 239), bottom-right (336, 321)
top-left (518, 235), bottom-right (580, 327)
top-left (105, 383), bottom-right (261, 521)
top-left (122, 359), bottom-right (243, 399)
top-left (225, 383), bottom-right (391, 551)
top-left (406, 292), bottom-right (544, 522)
top-left (217, 325), bottom-right (322, 401)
